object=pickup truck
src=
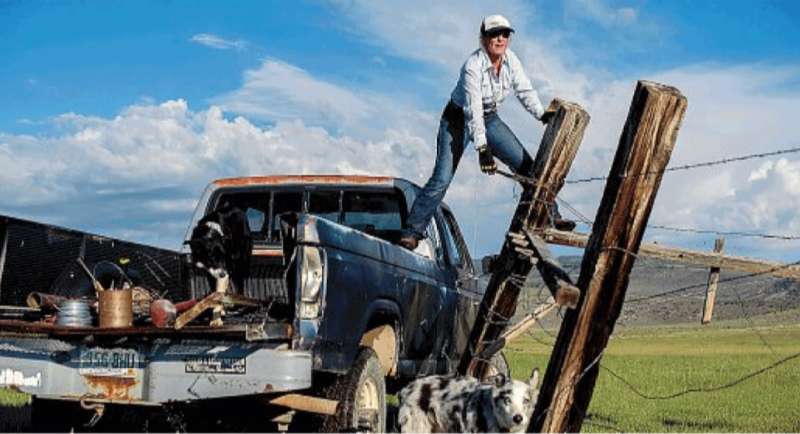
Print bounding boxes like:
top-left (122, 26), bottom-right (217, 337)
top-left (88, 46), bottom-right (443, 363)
top-left (0, 175), bottom-right (505, 432)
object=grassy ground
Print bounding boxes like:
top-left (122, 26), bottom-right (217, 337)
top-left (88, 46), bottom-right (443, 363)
top-left (3, 321), bottom-right (799, 432)
top-left (505, 321), bottom-right (800, 432)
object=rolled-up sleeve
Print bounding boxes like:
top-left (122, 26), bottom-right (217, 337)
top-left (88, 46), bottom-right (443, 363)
top-left (510, 54), bottom-right (544, 120)
top-left (461, 63), bottom-right (487, 150)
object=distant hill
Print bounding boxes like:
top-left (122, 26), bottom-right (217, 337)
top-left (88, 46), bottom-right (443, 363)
top-left (473, 255), bottom-right (800, 326)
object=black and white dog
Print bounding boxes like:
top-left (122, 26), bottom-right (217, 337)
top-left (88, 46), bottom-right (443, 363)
top-left (398, 370), bottom-right (540, 433)
top-left (186, 203), bottom-right (252, 293)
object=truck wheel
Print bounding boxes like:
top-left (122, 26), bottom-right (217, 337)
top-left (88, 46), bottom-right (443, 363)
top-left (321, 347), bottom-right (386, 433)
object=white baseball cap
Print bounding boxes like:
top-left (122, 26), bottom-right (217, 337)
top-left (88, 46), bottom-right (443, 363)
top-left (481, 14), bottom-right (514, 35)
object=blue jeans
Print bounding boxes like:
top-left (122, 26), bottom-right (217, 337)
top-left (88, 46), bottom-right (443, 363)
top-left (404, 102), bottom-right (536, 240)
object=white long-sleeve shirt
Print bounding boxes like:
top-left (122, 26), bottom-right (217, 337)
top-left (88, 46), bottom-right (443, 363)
top-left (450, 47), bottom-right (545, 150)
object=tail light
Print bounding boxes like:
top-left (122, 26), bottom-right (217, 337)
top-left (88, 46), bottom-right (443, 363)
top-left (297, 246), bottom-right (325, 319)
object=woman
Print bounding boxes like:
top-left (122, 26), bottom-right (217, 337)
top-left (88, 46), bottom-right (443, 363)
top-left (400, 14), bottom-right (573, 250)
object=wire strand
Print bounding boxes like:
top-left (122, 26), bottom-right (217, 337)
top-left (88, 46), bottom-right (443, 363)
top-left (565, 146), bottom-right (800, 184)
top-left (602, 351), bottom-right (800, 400)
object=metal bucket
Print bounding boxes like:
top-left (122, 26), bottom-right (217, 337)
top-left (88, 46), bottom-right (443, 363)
top-left (56, 299), bottom-right (93, 327)
top-left (98, 288), bottom-right (133, 328)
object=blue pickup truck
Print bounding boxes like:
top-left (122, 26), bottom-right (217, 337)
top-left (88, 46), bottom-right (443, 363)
top-left (0, 175), bottom-right (505, 432)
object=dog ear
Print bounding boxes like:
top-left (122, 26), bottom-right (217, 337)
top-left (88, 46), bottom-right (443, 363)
top-left (529, 368), bottom-right (540, 389)
top-left (491, 373), bottom-right (507, 387)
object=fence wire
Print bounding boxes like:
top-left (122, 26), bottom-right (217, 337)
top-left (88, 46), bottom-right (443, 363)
top-left (486, 144), bottom-right (800, 430)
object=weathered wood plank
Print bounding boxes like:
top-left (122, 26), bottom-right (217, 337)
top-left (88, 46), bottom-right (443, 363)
top-left (458, 99), bottom-right (589, 380)
top-left (542, 229), bottom-right (800, 280)
top-left (532, 81), bottom-right (688, 433)
top-left (702, 237), bottom-right (725, 324)
top-left (501, 298), bottom-right (558, 342)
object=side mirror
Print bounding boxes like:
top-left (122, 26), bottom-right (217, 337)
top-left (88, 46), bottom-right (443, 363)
top-left (481, 254), bottom-right (499, 274)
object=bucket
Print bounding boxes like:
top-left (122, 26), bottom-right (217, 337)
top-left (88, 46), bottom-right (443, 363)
top-left (98, 288), bottom-right (133, 328)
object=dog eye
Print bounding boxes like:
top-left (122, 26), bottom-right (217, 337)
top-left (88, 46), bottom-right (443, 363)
top-left (504, 397), bottom-right (512, 405)
top-left (523, 399), bottom-right (530, 405)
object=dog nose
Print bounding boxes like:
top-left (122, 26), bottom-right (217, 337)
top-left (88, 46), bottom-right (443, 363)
top-left (513, 415), bottom-right (523, 424)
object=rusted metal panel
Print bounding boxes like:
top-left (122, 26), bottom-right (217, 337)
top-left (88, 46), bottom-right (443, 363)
top-left (83, 375), bottom-right (139, 401)
top-left (252, 248), bottom-right (283, 257)
top-left (0, 319), bottom-right (291, 340)
top-left (213, 175), bottom-right (395, 187)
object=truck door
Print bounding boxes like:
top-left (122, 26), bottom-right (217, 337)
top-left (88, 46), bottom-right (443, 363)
top-left (437, 208), bottom-right (483, 366)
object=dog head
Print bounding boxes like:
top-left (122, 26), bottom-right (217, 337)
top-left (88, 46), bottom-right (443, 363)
top-left (187, 220), bottom-right (228, 278)
top-left (489, 368), bottom-right (540, 432)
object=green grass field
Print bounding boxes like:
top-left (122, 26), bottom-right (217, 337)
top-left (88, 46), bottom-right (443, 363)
top-left (3, 322), bottom-right (799, 432)
top-left (505, 322), bottom-right (800, 432)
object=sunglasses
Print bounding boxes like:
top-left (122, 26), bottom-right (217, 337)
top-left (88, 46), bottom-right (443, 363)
top-left (484, 29), bottom-right (512, 39)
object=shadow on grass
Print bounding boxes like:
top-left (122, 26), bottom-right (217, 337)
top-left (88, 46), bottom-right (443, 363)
top-left (662, 416), bottom-right (733, 431)
top-left (584, 411), bottom-right (627, 432)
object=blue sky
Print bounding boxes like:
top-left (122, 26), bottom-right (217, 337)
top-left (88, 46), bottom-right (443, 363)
top-left (2, 0), bottom-right (800, 261)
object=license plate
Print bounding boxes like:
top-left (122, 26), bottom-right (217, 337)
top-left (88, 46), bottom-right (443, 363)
top-left (78, 348), bottom-right (139, 378)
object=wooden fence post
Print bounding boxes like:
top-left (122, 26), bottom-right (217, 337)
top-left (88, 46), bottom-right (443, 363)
top-left (702, 237), bottom-right (725, 324)
top-left (458, 100), bottom-right (590, 379)
top-left (530, 81), bottom-right (688, 433)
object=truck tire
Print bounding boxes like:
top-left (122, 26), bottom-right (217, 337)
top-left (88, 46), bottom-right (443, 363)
top-left (320, 347), bottom-right (386, 433)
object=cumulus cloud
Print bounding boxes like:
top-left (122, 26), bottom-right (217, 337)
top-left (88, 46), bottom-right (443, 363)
top-left (0, 99), bottom-right (437, 248)
top-left (190, 33), bottom-right (248, 51)
top-left (213, 59), bottom-right (437, 142)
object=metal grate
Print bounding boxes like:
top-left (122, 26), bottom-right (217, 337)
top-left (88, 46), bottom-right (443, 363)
top-left (0, 216), bottom-right (185, 305)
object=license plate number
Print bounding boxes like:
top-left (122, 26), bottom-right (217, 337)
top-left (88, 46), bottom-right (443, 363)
top-left (78, 348), bottom-right (139, 377)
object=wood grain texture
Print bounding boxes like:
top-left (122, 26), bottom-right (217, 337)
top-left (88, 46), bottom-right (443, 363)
top-left (532, 81), bottom-right (688, 433)
top-left (458, 99), bottom-right (590, 380)
top-left (543, 229), bottom-right (800, 280)
top-left (702, 237), bottom-right (725, 324)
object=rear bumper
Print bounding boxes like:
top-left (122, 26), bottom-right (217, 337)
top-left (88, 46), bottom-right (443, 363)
top-left (0, 336), bottom-right (312, 404)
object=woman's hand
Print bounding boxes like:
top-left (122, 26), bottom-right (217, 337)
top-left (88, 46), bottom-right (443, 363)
top-left (478, 146), bottom-right (497, 174)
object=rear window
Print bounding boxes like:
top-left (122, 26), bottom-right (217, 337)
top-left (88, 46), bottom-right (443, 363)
top-left (213, 188), bottom-right (406, 244)
top-left (342, 191), bottom-right (404, 242)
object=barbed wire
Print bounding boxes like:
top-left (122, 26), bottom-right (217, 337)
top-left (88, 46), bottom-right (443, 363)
top-left (601, 351), bottom-right (800, 400)
top-left (626, 259), bottom-right (800, 303)
top-left (643, 224), bottom-right (800, 241)
top-left (565, 146), bottom-right (800, 184)
top-left (728, 283), bottom-right (779, 355)
top-left (495, 148), bottom-right (800, 241)
top-left (554, 195), bottom-right (800, 242)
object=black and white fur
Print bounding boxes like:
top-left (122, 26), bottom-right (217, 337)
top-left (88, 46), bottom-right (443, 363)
top-left (186, 203), bottom-right (252, 292)
top-left (398, 369), bottom-right (540, 433)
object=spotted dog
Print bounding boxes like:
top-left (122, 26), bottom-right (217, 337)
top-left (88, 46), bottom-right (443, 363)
top-left (398, 369), bottom-right (540, 433)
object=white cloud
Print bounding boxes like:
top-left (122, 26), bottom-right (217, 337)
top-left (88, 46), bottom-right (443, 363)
top-left (190, 33), bottom-right (248, 51)
top-left (213, 58), bottom-right (437, 141)
top-left (565, 0), bottom-right (638, 28)
top-left (0, 98), bottom-right (438, 249)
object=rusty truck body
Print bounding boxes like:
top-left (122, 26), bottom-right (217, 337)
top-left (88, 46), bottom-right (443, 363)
top-left (0, 175), bottom-right (497, 431)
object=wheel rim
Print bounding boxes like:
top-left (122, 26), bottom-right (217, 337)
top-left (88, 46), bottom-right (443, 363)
top-left (355, 376), bottom-right (380, 431)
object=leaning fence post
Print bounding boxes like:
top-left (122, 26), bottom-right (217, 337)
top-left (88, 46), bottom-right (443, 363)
top-left (458, 99), bottom-right (589, 379)
top-left (702, 236), bottom-right (725, 325)
top-left (530, 81), bottom-right (688, 433)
